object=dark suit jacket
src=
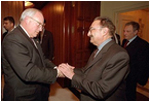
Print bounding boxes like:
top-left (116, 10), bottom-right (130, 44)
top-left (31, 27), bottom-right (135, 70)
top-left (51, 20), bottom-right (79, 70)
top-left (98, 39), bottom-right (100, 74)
top-left (72, 40), bottom-right (130, 101)
top-left (40, 30), bottom-right (54, 60)
top-left (2, 25), bottom-right (57, 101)
top-left (2, 32), bottom-right (8, 40)
top-left (122, 36), bottom-right (149, 100)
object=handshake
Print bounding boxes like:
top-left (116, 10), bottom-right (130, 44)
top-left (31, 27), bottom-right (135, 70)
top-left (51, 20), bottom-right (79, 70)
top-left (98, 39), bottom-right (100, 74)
top-left (57, 63), bottom-right (75, 79)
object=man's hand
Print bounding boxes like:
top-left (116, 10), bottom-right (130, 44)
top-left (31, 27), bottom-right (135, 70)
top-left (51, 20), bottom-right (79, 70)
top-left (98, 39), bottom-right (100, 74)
top-left (58, 63), bottom-right (75, 79)
top-left (57, 67), bottom-right (65, 78)
top-left (54, 66), bottom-right (65, 78)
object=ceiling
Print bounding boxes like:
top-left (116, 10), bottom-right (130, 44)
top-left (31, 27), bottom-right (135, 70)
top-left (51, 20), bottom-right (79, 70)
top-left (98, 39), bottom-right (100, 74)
top-left (30, 1), bottom-right (50, 9)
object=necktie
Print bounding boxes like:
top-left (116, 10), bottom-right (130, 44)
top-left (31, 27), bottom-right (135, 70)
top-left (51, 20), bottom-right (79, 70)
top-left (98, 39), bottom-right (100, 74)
top-left (30, 38), bottom-right (37, 48)
top-left (123, 40), bottom-right (129, 48)
top-left (93, 48), bottom-right (98, 59)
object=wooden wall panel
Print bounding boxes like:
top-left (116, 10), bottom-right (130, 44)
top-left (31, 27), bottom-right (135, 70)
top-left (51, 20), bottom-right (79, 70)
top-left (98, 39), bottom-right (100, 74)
top-left (41, 2), bottom-right (71, 87)
top-left (41, 1), bottom-right (100, 67)
top-left (41, 1), bottom-right (66, 66)
top-left (1, 1), bottom-right (24, 39)
top-left (41, 1), bottom-right (100, 87)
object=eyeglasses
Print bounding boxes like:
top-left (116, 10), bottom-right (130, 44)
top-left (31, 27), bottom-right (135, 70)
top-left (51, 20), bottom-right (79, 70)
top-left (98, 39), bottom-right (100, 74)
top-left (29, 17), bottom-right (44, 29)
top-left (89, 27), bottom-right (103, 33)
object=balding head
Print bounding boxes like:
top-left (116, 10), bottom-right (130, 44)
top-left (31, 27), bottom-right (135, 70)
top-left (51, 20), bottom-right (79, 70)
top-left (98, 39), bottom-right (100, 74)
top-left (20, 8), bottom-right (44, 38)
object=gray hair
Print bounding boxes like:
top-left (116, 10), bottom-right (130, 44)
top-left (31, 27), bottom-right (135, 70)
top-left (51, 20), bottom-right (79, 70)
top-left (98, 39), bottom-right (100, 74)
top-left (125, 21), bottom-right (140, 31)
top-left (20, 8), bottom-right (42, 22)
top-left (94, 16), bottom-right (116, 36)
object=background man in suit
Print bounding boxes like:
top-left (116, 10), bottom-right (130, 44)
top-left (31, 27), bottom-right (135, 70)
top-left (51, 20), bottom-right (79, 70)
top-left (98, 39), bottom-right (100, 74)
top-left (2, 8), bottom-right (63, 101)
top-left (1, 16), bottom-right (15, 99)
top-left (112, 33), bottom-right (121, 45)
top-left (3, 16), bottom-right (15, 39)
top-left (122, 21), bottom-right (149, 101)
top-left (39, 19), bottom-right (54, 61)
top-left (59, 17), bottom-right (130, 101)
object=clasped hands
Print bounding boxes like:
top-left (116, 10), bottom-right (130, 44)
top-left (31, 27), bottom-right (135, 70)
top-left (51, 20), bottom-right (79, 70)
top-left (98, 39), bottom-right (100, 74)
top-left (57, 63), bottom-right (75, 79)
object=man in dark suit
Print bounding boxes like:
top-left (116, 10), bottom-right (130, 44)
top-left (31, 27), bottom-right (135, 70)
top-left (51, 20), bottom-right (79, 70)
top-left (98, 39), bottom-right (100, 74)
top-left (39, 19), bottom-right (54, 61)
top-left (3, 16), bottom-right (15, 39)
top-left (1, 16), bottom-right (15, 99)
top-left (59, 17), bottom-right (130, 101)
top-left (122, 21), bottom-right (149, 101)
top-left (2, 8), bottom-right (63, 101)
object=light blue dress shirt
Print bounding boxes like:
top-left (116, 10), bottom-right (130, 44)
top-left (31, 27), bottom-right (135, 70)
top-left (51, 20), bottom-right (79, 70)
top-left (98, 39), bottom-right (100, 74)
top-left (95, 38), bottom-right (112, 57)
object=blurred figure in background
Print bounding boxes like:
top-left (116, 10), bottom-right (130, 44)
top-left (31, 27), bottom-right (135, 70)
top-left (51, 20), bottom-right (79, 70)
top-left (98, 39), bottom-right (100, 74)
top-left (112, 33), bottom-right (121, 45)
top-left (122, 21), bottom-right (149, 101)
top-left (3, 16), bottom-right (15, 39)
top-left (39, 19), bottom-right (54, 61)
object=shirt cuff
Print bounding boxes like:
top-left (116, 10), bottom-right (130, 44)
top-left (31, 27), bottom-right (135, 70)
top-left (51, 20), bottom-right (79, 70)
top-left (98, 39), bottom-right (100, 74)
top-left (54, 66), bottom-right (59, 77)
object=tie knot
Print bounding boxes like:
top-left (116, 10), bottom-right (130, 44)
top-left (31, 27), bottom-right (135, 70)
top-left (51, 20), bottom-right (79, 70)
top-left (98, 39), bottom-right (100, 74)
top-left (94, 48), bottom-right (98, 54)
top-left (123, 40), bottom-right (129, 48)
top-left (126, 40), bottom-right (129, 43)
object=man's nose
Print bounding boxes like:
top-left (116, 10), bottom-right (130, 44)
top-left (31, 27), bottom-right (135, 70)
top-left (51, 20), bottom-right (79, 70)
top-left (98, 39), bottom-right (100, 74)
top-left (87, 31), bottom-right (91, 37)
top-left (123, 31), bottom-right (126, 35)
top-left (39, 26), bottom-right (43, 31)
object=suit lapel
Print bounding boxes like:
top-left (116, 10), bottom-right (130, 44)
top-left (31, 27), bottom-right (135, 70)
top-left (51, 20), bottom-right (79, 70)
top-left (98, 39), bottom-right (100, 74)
top-left (34, 38), bottom-right (46, 67)
top-left (17, 26), bottom-right (38, 52)
top-left (125, 36), bottom-right (139, 49)
top-left (18, 26), bottom-right (45, 66)
top-left (82, 40), bottom-right (115, 72)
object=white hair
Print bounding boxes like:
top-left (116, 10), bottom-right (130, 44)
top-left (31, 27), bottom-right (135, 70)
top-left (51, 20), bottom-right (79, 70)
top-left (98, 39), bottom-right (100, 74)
top-left (20, 8), bottom-right (42, 22)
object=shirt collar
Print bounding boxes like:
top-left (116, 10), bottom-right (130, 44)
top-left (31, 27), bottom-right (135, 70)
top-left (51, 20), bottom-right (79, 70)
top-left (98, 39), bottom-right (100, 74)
top-left (8, 28), bottom-right (15, 33)
top-left (20, 24), bottom-right (30, 38)
top-left (127, 35), bottom-right (137, 45)
top-left (128, 35), bottom-right (137, 42)
top-left (93, 38), bottom-right (112, 57)
top-left (97, 38), bottom-right (112, 51)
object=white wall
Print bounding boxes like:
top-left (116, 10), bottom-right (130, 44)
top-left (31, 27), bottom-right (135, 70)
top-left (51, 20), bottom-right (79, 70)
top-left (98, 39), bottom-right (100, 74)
top-left (101, 1), bottom-right (149, 23)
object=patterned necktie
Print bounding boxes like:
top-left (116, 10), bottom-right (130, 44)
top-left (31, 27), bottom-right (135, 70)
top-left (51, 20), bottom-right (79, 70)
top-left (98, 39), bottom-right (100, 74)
top-left (123, 40), bottom-right (129, 48)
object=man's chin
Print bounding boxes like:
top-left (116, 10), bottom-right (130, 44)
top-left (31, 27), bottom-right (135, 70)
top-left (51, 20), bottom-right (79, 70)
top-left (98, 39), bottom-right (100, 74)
top-left (34, 33), bottom-right (39, 37)
top-left (90, 40), bottom-right (94, 44)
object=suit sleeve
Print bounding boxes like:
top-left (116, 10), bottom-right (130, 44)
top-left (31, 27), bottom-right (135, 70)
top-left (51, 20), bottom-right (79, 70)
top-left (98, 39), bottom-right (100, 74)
top-left (2, 36), bottom-right (57, 84)
top-left (137, 42), bottom-right (149, 85)
top-left (71, 51), bottom-right (129, 99)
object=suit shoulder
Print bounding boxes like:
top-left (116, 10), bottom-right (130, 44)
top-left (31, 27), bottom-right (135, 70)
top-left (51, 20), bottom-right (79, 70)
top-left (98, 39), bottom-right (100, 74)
top-left (45, 30), bottom-right (53, 34)
top-left (136, 37), bottom-right (149, 47)
top-left (5, 27), bottom-right (21, 39)
top-left (113, 43), bottom-right (127, 51)
top-left (109, 43), bottom-right (128, 56)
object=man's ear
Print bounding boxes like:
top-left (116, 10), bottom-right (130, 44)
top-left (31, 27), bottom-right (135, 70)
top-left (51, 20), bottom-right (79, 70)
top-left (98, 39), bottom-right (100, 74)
top-left (10, 23), bottom-right (14, 27)
top-left (25, 16), bottom-right (30, 24)
top-left (134, 30), bottom-right (138, 35)
top-left (102, 28), bottom-right (108, 35)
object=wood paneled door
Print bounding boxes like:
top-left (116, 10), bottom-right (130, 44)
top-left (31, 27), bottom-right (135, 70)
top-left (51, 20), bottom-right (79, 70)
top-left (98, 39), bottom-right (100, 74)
top-left (70, 1), bottom-right (100, 68)
top-left (41, 1), bottom-right (100, 87)
top-left (1, 1), bottom-right (24, 40)
top-left (64, 1), bottom-right (100, 87)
